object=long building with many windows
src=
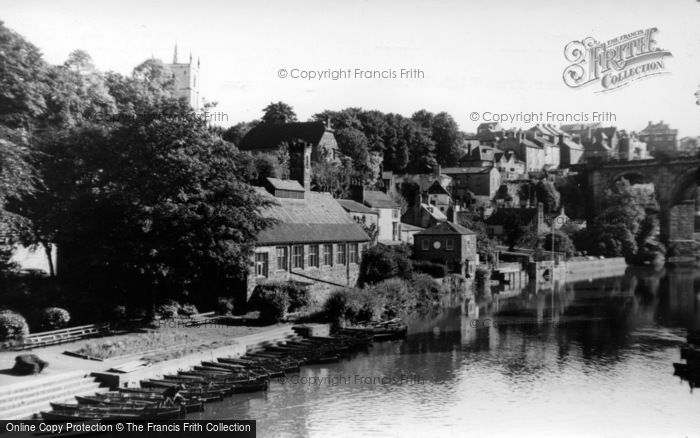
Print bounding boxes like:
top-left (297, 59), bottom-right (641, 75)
top-left (244, 176), bottom-right (370, 304)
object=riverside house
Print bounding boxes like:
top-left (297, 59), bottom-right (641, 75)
top-left (413, 221), bottom-right (479, 277)
top-left (243, 142), bottom-right (370, 304)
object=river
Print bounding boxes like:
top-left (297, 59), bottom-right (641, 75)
top-left (195, 266), bottom-right (700, 438)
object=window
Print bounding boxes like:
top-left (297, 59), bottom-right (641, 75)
top-left (349, 243), bottom-right (359, 264)
top-left (336, 243), bottom-right (347, 265)
top-left (323, 244), bottom-right (333, 266)
top-left (392, 209), bottom-right (399, 219)
top-left (292, 245), bottom-right (304, 269)
top-left (276, 247), bottom-right (288, 271)
top-left (309, 245), bottom-right (319, 268)
top-left (421, 239), bottom-right (429, 250)
top-left (255, 252), bottom-right (268, 278)
top-left (446, 239), bottom-right (454, 251)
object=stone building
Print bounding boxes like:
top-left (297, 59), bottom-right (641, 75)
top-left (347, 189), bottom-right (402, 243)
top-left (239, 120), bottom-right (339, 163)
top-left (166, 44), bottom-right (200, 111)
top-left (244, 142), bottom-right (370, 304)
top-left (413, 221), bottom-right (478, 277)
top-left (638, 121), bottom-right (678, 155)
top-left (499, 131), bottom-right (545, 172)
top-left (337, 199), bottom-right (380, 244)
top-left (442, 166), bottom-right (501, 203)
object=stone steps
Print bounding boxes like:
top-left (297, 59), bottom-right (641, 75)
top-left (0, 371), bottom-right (107, 420)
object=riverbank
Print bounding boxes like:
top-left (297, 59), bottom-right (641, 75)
top-left (0, 324), bottom-right (299, 419)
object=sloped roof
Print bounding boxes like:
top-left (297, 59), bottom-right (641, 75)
top-left (416, 221), bottom-right (475, 236)
top-left (337, 199), bottom-right (377, 214)
top-left (441, 167), bottom-right (493, 175)
top-left (400, 223), bottom-right (424, 232)
top-left (421, 204), bottom-right (447, 221)
top-left (255, 188), bottom-right (370, 245)
top-left (239, 121), bottom-right (330, 150)
top-left (363, 190), bottom-right (399, 209)
top-left (484, 208), bottom-right (538, 225)
top-left (266, 177), bottom-right (304, 192)
top-left (427, 180), bottom-right (451, 195)
top-left (560, 122), bottom-right (601, 132)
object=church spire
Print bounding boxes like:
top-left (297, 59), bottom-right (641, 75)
top-left (173, 43), bottom-right (178, 63)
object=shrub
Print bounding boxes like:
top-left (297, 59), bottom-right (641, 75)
top-left (344, 288), bottom-right (385, 324)
top-left (323, 289), bottom-right (351, 323)
top-left (358, 244), bottom-right (413, 286)
top-left (39, 307), bottom-right (71, 330)
top-left (412, 260), bottom-right (448, 278)
top-left (179, 303), bottom-right (199, 317)
top-left (369, 278), bottom-right (413, 319)
top-left (249, 285), bottom-right (290, 323)
top-left (156, 300), bottom-right (181, 319)
top-left (0, 310), bottom-right (29, 342)
top-left (109, 305), bottom-right (128, 321)
top-left (217, 297), bottom-right (235, 316)
top-left (412, 274), bottom-right (444, 308)
top-left (285, 282), bottom-right (310, 312)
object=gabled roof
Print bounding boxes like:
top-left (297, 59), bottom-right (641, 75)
top-left (420, 204), bottom-right (447, 221)
top-left (363, 190), bottom-right (399, 209)
top-left (441, 167), bottom-right (494, 175)
top-left (265, 177), bottom-right (304, 192)
top-left (255, 188), bottom-right (370, 245)
top-left (416, 221), bottom-right (475, 236)
top-left (337, 199), bottom-right (377, 214)
top-left (427, 180), bottom-right (451, 195)
top-left (484, 208), bottom-right (538, 225)
top-left (239, 121), bottom-right (331, 150)
top-left (400, 223), bottom-right (424, 232)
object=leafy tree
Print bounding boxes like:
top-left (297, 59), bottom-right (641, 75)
top-left (501, 210), bottom-right (537, 250)
top-left (535, 180), bottom-right (560, 213)
top-left (336, 127), bottom-right (371, 173)
top-left (456, 210), bottom-right (497, 263)
top-left (222, 120), bottom-right (259, 145)
top-left (261, 101), bottom-right (297, 124)
top-left (358, 244), bottom-right (413, 286)
top-left (542, 231), bottom-right (575, 257)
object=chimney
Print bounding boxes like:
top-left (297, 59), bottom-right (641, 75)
top-left (289, 140), bottom-right (311, 192)
top-left (349, 178), bottom-right (365, 203)
top-left (433, 164), bottom-right (441, 178)
top-left (537, 202), bottom-right (544, 228)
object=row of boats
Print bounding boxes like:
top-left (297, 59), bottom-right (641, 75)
top-left (673, 330), bottom-right (700, 389)
top-left (40, 322), bottom-right (407, 421)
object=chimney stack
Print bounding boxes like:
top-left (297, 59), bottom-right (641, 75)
top-left (349, 178), bottom-right (365, 203)
top-left (289, 140), bottom-right (311, 192)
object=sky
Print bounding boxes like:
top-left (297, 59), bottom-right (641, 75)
top-left (2, 0), bottom-right (700, 136)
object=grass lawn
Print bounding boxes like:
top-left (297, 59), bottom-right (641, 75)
top-left (69, 318), bottom-right (269, 363)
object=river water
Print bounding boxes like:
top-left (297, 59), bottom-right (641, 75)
top-left (196, 267), bottom-right (700, 438)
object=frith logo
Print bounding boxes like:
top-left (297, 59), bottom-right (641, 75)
top-left (563, 28), bottom-right (672, 92)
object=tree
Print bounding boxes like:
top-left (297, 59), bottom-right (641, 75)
top-left (501, 210), bottom-right (537, 250)
top-left (456, 210), bottom-right (497, 263)
top-left (535, 180), bottom-right (560, 213)
top-left (222, 120), bottom-right (259, 145)
top-left (358, 244), bottom-right (413, 286)
top-left (261, 101), bottom-right (297, 124)
top-left (542, 231), bottom-right (575, 257)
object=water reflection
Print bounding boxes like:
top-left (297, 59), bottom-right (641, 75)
top-left (201, 267), bottom-right (700, 438)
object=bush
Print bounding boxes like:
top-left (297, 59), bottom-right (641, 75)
top-left (412, 260), bottom-right (448, 278)
top-left (156, 300), bottom-right (181, 319)
top-left (217, 297), bottom-right (235, 316)
top-left (109, 305), bottom-right (128, 321)
top-left (39, 307), bottom-right (71, 330)
top-left (358, 244), bottom-right (413, 286)
top-left (249, 285), bottom-right (290, 323)
top-left (179, 303), bottom-right (198, 317)
top-left (369, 278), bottom-right (413, 319)
top-left (323, 289), bottom-right (350, 323)
top-left (12, 354), bottom-right (48, 375)
top-left (0, 310), bottom-right (29, 342)
top-left (285, 282), bottom-right (310, 312)
top-left (344, 288), bottom-right (385, 324)
top-left (412, 274), bottom-right (444, 308)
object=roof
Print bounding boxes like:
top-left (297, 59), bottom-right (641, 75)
top-left (400, 223), bottom-right (424, 232)
top-left (337, 199), bottom-right (377, 214)
top-left (416, 221), bottom-right (475, 236)
top-left (255, 188), bottom-right (370, 245)
top-left (265, 177), bottom-right (304, 192)
top-left (441, 167), bottom-right (494, 175)
top-left (421, 204), bottom-right (447, 220)
top-left (363, 190), bottom-right (399, 209)
top-left (427, 180), bottom-right (451, 195)
top-left (484, 208), bottom-right (538, 225)
top-left (560, 123), bottom-right (602, 132)
top-left (239, 121), bottom-right (331, 150)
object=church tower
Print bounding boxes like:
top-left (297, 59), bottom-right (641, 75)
top-left (166, 44), bottom-right (200, 111)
